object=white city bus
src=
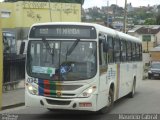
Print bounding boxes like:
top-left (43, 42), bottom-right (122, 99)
top-left (25, 22), bottom-right (143, 113)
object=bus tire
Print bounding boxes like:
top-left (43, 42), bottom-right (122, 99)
top-left (98, 89), bottom-right (114, 114)
top-left (128, 80), bottom-right (136, 98)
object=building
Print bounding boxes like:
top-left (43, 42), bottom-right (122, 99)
top-left (150, 45), bottom-right (160, 61)
top-left (127, 3), bottom-right (134, 12)
top-left (112, 21), bottom-right (123, 31)
top-left (0, 1), bottom-right (81, 40)
top-left (128, 25), bottom-right (160, 52)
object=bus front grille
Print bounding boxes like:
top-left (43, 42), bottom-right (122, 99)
top-left (46, 99), bottom-right (71, 105)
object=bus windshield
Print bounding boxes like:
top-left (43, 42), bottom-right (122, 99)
top-left (27, 40), bottom-right (97, 81)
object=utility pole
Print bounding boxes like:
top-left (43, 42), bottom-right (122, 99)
top-left (114, 0), bottom-right (118, 22)
top-left (48, 0), bottom-right (52, 22)
top-left (116, 0), bottom-right (118, 14)
top-left (107, 1), bottom-right (109, 27)
top-left (123, 0), bottom-right (127, 33)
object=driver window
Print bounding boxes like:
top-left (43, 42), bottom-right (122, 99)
top-left (99, 33), bottom-right (107, 66)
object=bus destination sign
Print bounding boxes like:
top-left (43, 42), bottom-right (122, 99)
top-left (29, 25), bottom-right (97, 39)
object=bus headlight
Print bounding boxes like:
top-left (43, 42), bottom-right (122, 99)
top-left (26, 83), bottom-right (38, 95)
top-left (78, 86), bottom-right (97, 98)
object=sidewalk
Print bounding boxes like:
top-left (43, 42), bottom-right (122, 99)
top-left (2, 80), bottom-right (25, 110)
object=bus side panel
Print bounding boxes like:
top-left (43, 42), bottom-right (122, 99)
top-left (126, 63), bottom-right (136, 96)
top-left (136, 62), bottom-right (143, 88)
top-left (96, 64), bottom-right (117, 111)
top-left (118, 63), bottom-right (127, 98)
top-left (96, 72), bottom-right (109, 111)
top-left (118, 62), bottom-right (143, 99)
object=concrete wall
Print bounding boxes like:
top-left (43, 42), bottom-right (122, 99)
top-left (156, 31), bottom-right (160, 45)
top-left (142, 42), bottom-right (154, 52)
top-left (0, 15), bottom-right (3, 110)
top-left (128, 32), bottom-right (158, 52)
top-left (143, 53), bottom-right (150, 64)
top-left (150, 51), bottom-right (160, 61)
top-left (140, 34), bottom-right (156, 52)
top-left (0, 1), bottom-right (81, 40)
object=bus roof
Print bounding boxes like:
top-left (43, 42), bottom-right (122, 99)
top-left (30, 22), bottom-right (141, 43)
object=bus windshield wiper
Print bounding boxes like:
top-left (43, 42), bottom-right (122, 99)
top-left (66, 39), bottom-right (80, 56)
top-left (42, 37), bottom-right (55, 64)
top-left (42, 37), bottom-right (54, 56)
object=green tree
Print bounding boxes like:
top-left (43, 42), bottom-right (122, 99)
top-left (4, 0), bottom-right (85, 5)
top-left (144, 18), bottom-right (156, 25)
top-left (157, 5), bottom-right (160, 12)
top-left (156, 13), bottom-right (160, 25)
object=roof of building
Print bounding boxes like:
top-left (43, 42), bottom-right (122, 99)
top-left (136, 26), bottom-right (160, 34)
top-left (128, 25), bottom-right (160, 34)
top-left (128, 26), bottom-right (142, 33)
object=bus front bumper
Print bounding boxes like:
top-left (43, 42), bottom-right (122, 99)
top-left (43, 96), bottom-right (97, 111)
top-left (25, 91), bottom-right (97, 111)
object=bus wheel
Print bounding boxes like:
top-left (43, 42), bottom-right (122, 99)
top-left (128, 80), bottom-right (136, 98)
top-left (98, 89), bottom-right (114, 114)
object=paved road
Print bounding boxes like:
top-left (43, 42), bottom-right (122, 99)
top-left (1, 79), bottom-right (160, 120)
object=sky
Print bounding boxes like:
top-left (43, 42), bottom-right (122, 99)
top-left (83, 0), bottom-right (160, 8)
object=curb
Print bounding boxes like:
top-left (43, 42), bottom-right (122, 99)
top-left (2, 103), bottom-right (25, 110)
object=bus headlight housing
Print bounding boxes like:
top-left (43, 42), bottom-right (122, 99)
top-left (78, 86), bottom-right (97, 98)
top-left (26, 83), bottom-right (38, 95)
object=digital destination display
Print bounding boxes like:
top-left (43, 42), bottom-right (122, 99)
top-left (29, 25), bottom-right (97, 39)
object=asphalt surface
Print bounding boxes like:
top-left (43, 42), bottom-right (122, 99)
top-left (1, 79), bottom-right (160, 120)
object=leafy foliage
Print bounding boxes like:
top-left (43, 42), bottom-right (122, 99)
top-left (144, 18), bottom-right (156, 25)
top-left (156, 13), bottom-right (160, 25)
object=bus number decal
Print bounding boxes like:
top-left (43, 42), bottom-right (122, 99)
top-left (27, 77), bottom-right (38, 84)
top-left (107, 68), bottom-right (116, 82)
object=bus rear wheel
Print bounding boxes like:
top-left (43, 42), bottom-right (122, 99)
top-left (98, 89), bottom-right (114, 114)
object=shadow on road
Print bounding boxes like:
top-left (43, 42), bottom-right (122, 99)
top-left (17, 111), bottom-right (109, 120)
top-left (16, 93), bottom-right (140, 120)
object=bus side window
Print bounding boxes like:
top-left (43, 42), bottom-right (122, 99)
top-left (139, 44), bottom-right (142, 61)
top-left (107, 36), bottom-right (114, 63)
top-left (127, 41), bottom-right (132, 62)
top-left (135, 43), bottom-right (139, 61)
top-left (121, 40), bottom-right (127, 62)
top-left (132, 42), bottom-right (136, 61)
top-left (99, 34), bottom-right (107, 66)
top-left (114, 38), bottom-right (120, 63)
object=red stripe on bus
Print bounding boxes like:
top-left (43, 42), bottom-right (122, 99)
top-left (44, 80), bottom-right (50, 96)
